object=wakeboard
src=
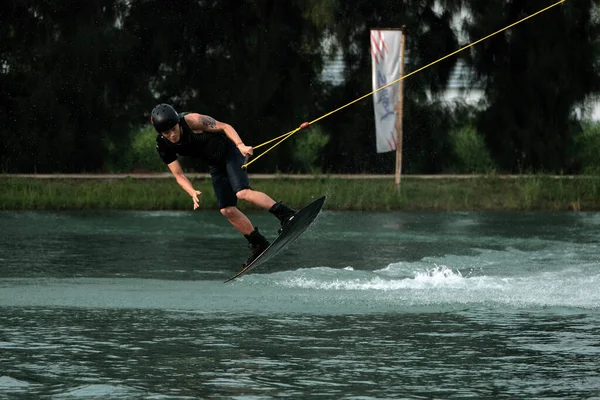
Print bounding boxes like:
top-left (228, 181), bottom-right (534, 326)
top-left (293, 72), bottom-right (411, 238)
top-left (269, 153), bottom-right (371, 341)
top-left (224, 195), bottom-right (326, 283)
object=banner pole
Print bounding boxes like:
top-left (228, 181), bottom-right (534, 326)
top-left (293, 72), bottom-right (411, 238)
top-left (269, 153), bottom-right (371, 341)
top-left (395, 26), bottom-right (407, 192)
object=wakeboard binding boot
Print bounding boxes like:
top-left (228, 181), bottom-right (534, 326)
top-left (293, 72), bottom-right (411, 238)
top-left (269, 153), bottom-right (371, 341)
top-left (244, 227), bottom-right (270, 267)
top-left (269, 201), bottom-right (297, 234)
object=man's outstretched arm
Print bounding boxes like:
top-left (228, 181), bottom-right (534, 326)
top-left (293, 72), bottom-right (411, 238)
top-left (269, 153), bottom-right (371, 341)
top-left (167, 159), bottom-right (202, 209)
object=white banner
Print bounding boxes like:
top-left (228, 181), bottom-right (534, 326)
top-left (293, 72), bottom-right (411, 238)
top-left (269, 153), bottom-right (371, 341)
top-left (371, 30), bottom-right (402, 153)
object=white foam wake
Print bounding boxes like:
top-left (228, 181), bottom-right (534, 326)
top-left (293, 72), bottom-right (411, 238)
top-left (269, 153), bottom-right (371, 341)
top-left (272, 264), bottom-right (600, 309)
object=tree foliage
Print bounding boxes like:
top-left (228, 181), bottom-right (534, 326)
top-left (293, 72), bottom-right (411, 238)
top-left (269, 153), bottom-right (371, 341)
top-left (1, 0), bottom-right (143, 172)
top-left (0, 0), bottom-right (598, 174)
top-left (464, 0), bottom-right (600, 172)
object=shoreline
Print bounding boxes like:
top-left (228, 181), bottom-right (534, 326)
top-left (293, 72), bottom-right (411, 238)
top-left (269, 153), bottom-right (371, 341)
top-left (2, 174), bottom-right (599, 211)
top-left (2, 173), bottom-right (597, 180)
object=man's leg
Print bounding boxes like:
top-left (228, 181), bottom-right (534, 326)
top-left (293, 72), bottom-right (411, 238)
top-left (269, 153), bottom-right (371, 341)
top-left (217, 200), bottom-right (270, 267)
top-left (211, 161), bottom-right (270, 266)
top-left (237, 189), bottom-right (297, 230)
top-left (220, 206), bottom-right (254, 235)
top-left (235, 188), bottom-right (275, 210)
top-left (226, 143), bottom-right (296, 228)
top-left (220, 206), bottom-right (270, 266)
top-left (211, 164), bottom-right (255, 235)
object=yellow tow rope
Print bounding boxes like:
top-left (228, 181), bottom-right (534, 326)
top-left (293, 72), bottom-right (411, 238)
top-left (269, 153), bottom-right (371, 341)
top-left (242, 0), bottom-right (566, 170)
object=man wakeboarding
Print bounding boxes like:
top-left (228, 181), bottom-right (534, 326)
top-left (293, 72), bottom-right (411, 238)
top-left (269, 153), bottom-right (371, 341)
top-left (150, 103), bottom-right (296, 267)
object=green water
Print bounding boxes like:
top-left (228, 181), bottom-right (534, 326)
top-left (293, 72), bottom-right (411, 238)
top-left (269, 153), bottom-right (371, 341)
top-left (1, 210), bottom-right (599, 398)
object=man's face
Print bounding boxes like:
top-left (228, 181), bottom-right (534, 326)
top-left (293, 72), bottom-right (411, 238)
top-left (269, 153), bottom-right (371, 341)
top-left (161, 124), bottom-right (181, 143)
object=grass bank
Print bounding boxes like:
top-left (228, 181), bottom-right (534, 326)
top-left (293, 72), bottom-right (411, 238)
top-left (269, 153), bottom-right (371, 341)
top-left (1, 175), bottom-right (600, 211)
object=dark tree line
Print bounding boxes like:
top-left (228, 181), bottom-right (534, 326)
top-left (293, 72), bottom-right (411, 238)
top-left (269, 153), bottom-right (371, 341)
top-left (465, 0), bottom-right (600, 172)
top-left (1, 0), bottom-right (598, 173)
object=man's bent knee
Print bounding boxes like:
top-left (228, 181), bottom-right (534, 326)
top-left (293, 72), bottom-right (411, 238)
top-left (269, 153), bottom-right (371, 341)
top-left (220, 206), bottom-right (238, 219)
top-left (236, 189), bottom-right (251, 201)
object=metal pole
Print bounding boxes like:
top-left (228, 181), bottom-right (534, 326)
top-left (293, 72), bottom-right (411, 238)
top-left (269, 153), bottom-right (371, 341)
top-left (395, 26), bottom-right (407, 192)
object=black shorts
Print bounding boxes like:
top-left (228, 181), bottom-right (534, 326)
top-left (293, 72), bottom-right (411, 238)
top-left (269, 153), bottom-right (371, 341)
top-left (209, 141), bottom-right (250, 209)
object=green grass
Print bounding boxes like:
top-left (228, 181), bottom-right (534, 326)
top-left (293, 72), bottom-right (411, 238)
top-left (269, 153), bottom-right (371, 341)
top-left (2, 175), bottom-right (600, 211)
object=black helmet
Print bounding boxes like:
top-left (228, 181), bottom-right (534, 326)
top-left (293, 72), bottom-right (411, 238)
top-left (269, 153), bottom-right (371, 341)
top-left (151, 103), bottom-right (180, 133)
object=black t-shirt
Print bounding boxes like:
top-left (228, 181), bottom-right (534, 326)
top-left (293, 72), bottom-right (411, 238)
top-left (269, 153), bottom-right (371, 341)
top-left (155, 113), bottom-right (228, 166)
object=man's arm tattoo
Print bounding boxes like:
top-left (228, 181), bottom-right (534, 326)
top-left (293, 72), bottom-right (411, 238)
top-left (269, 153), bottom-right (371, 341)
top-left (201, 115), bottom-right (217, 129)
